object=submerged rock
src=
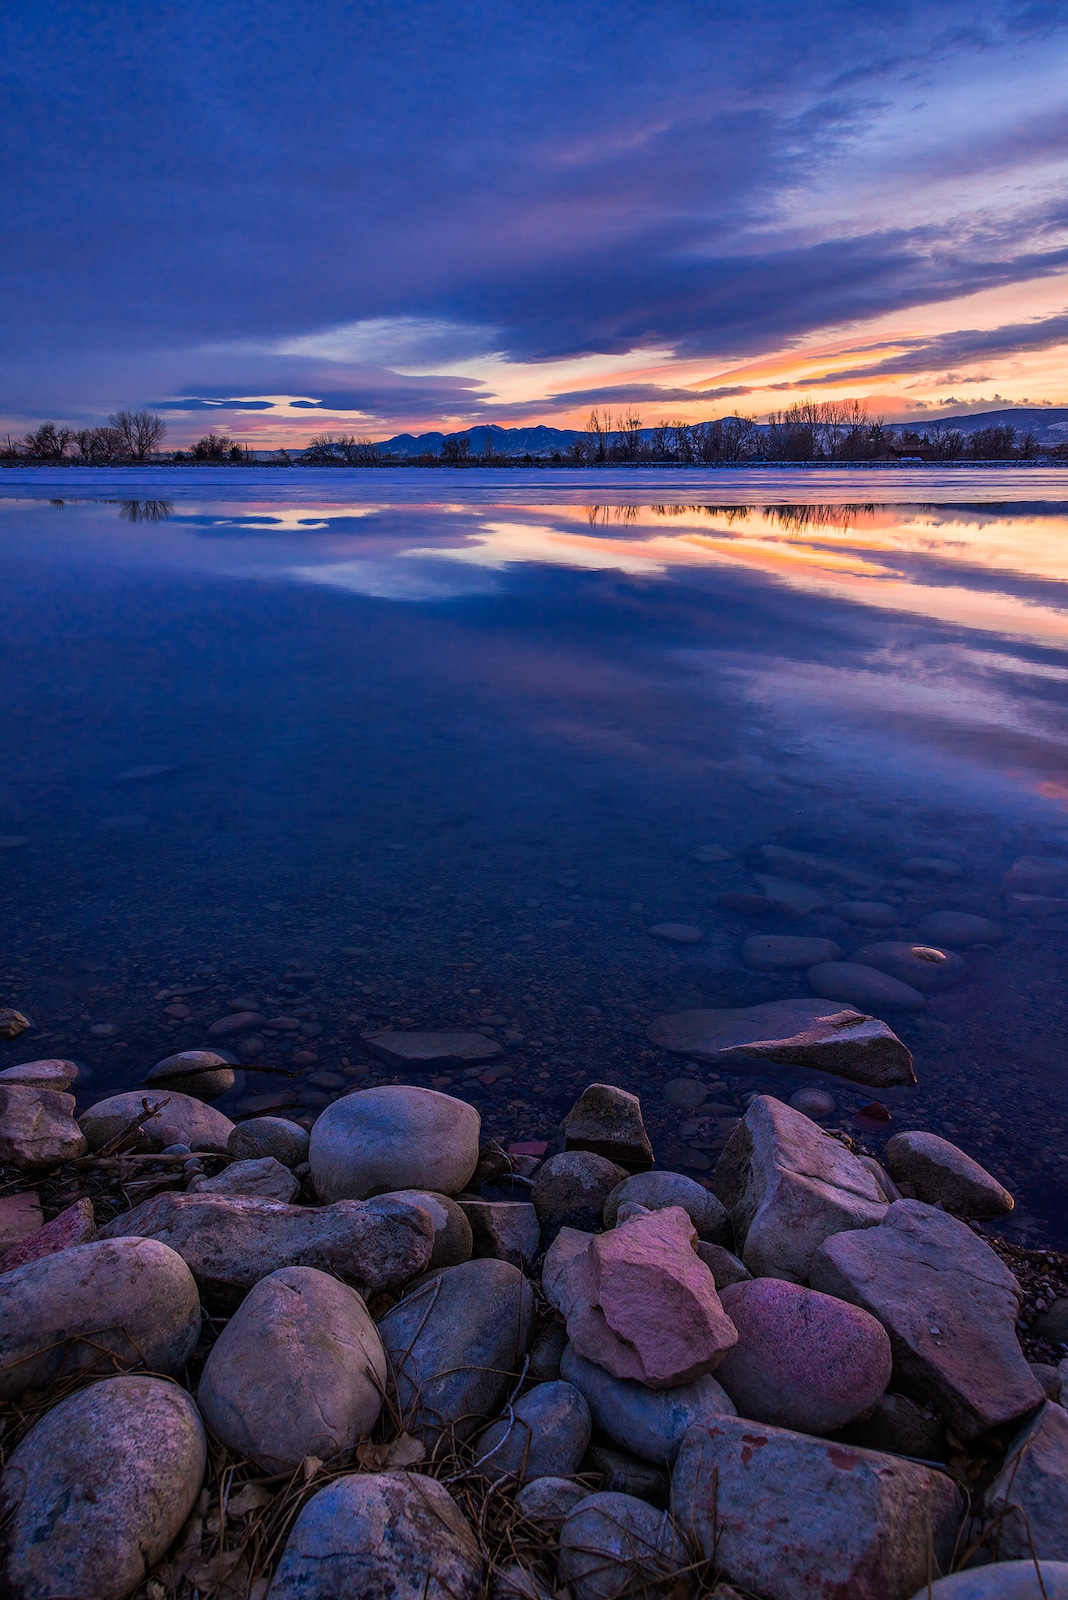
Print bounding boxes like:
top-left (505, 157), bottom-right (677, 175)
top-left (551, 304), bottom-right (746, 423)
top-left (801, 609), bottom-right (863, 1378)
top-left (758, 844), bottom-right (881, 890)
top-left (309, 1085), bottom-right (481, 1201)
top-left (807, 961), bottom-right (926, 1012)
top-left (754, 874), bottom-right (829, 916)
top-left (361, 1029), bottom-right (502, 1069)
top-left (918, 910), bottom-right (1004, 946)
top-left (850, 941), bottom-right (967, 993)
top-left (0, 1375), bottom-right (206, 1600)
top-left (647, 922), bottom-right (703, 943)
top-left (648, 997), bottom-right (915, 1088)
top-left (742, 934), bottom-right (842, 970)
top-left (832, 900), bottom-right (900, 927)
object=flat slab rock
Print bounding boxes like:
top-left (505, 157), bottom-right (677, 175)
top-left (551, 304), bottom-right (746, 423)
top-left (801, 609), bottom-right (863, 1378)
top-left (672, 1414), bottom-right (962, 1600)
top-left (360, 1029), bottom-right (502, 1068)
top-left (810, 1199), bottom-right (1044, 1440)
top-left (647, 997), bottom-right (915, 1088)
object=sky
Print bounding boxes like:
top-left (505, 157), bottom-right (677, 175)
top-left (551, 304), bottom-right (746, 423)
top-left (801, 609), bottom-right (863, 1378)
top-left (3, 0), bottom-right (1068, 447)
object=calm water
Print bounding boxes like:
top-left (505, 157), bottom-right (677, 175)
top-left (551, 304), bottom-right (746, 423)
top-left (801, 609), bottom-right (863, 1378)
top-left (3, 467), bottom-right (1068, 1241)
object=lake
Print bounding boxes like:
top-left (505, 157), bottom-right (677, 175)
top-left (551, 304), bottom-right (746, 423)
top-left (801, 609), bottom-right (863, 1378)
top-left (2, 466), bottom-right (1068, 1242)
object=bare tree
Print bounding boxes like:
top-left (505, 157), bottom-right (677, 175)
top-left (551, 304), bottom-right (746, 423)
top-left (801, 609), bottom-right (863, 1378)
top-left (75, 426), bottom-right (127, 464)
top-left (23, 422), bottom-right (73, 460)
top-left (109, 409), bottom-right (167, 460)
top-left (585, 408), bottom-right (609, 462)
top-left (441, 433), bottom-right (471, 464)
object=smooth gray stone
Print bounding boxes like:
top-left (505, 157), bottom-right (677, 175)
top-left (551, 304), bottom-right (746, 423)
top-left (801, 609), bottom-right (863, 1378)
top-left (562, 1082), bottom-right (653, 1166)
top-left (477, 1380), bottom-right (591, 1482)
top-left (146, 1049), bottom-right (235, 1099)
top-left (985, 1401), bottom-right (1068, 1562)
top-left (561, 1342), bottom-right (735, 1465)
top-left (908, 1565), bottom-right (1068, 1599)
top-left (533, 1150), bottom-right (629, 1234)
top-left (80, 1089), bottom-right (235, 1153)
top-left (267, 1471), bottom-right (484, 1600)
top-left (850, 941), bottom-right (968, 993)
top-left (559, 1492), bottom-right (690, 1600)
top-left (0, 1236), bottom-right (200, 1398)
top-left (309, 1085), bottom-right (481, 1201)
top-left (515, 1475), bottom-right (589, 1532)
top-left (648, 997), bottom-right (915, 1088)
top-left (603, 1170), bottom-right (729, 1243)
top-left (228, 1115), bottom-right (310, 1166)
top-left (191, 1155), bottom-right (299, 1202)
top-left (382, 1189), bottom-right (474, 1268)
top-left (0, 1058), bottom-right (79, 1089)
top-left (742, 934), bottom-right (842, 971)
top-left (885, 1131), bottom-right (1013, 1218)
top-left (378, 1258), bottom-right (534, 1448)
top-left (918, 911), bottom-right (1005, 946)
top-left (197, 1266), bottom-right (386, 1473)
top-left (808, 961), bottom-right (927, 1013)
top-left (0, 1375), bottom-right (205, 1600)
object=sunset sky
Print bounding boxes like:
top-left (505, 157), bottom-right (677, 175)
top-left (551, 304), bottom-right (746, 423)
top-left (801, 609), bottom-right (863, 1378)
top-left (4, 1), bottom-right (1068, 446)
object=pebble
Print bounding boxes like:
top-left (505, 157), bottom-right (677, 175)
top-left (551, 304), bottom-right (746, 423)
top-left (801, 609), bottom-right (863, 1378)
top-left (0, 1375), bottom-right (206, 1600)
top-left (918, 910), bottom-right (1005, 946)
top-left (79, 1089), bottom-right (235, 1153)
top-left (476, 1379), bottom-right (591, 1482)
top-left (603, 1170), bottom-right (729, 1242)
top-left (807, 959), bottom-right (927, 1011)
top-left (558, 1492), bottom-right (691, 1600)
top-left (227, 1115), bottom-right (310, 1167)
top-left (647, 922), bottom-right (703, 942)
top-left (850, 940), bottom-right (967, 993)
top-left (742, 934), bottom-right (842, 970)
top-left (1004, 856), bottom-right (1068, 894)
top-left (267, 1471), bottom-right (484, 1600)
top-left (832, 900), bottom-right (900, 926)
top-left (561, 1342), bottom-right (736, 1465)
top-left (197, 1265), bottom-right (387, 1472)
top-left (309, 1085), bottom-right (481, 1201)
top-left (533, 1150), bottom-right (629, 1234)
top-left (0, 1236), bottom-right (201, 1398)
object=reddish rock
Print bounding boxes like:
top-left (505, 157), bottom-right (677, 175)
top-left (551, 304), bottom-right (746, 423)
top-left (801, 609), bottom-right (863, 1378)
top-left (714, 1278), bottom-right (892, 1434)
top-left (0, 1191), bottom-right (42, 1254)
top-left (0, 1199), bottom-right (97, 1272)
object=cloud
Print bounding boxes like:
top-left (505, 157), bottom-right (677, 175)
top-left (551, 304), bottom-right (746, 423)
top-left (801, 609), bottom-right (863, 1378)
top-left (794, 308), bottom-right (1068, 385)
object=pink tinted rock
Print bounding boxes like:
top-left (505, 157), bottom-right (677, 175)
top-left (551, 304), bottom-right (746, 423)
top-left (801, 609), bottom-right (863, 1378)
top-left (0, 1199), bottom-right (97, 1271)
top-left (714, 1278), bottom-right (892, 1434)
top-left (0, 1191), bottom-right (42, 1253)
top-left (0, 1085), bottom-right (88, 1170)
top-left (560, 1206), bottom-right (738, 1388)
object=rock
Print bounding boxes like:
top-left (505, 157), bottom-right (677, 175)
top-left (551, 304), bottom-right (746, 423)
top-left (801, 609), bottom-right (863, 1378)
top-left (695, 1242), bottom-right (751, 1288)
top-left (0, 1058), bottom-right (78, 1089)
top-left (839, 1391), bottom-right (948, 1461)
top-left (492, 1564), bottom-right (557, 1600)
top-left (648, 997), bottom-right (915, 1088)
top-left (789, 1086), bottom-right (837, 1117)
top-left (145, 1049), bottom-right (235, 1098)
top-left (460, 1198), bottom-right (540, 1269)
top-left (808, 960), bottom-right (927, 1011)
top-left (546, 1207), bottom-right (737, 1388)
top-left (79, 1089), bottom-right (235, 1153)
top-left (1033, 1299), bottom-right (1068, 1347)
top-left (743, 934), bottom-right (843, 970)
top-left (672, 1414), bottom-right (962, 1600)
top-left (851, 941), bottom-right (968, 993)
top-left (361, 1029), bottom-right (502, 1069)
top-left (0, 1008), bottom-right (30, 1039)
top-left (197, 1265), bottom-right (386, 1473)
top-left (378, 1258), bottom-right (534, 1447)
top-left (985, 1401), bottom-right (1068, 1562)
top-left (0, 1375), bottom-right (205, 1600)
top-left (515, 1475), bottom-right (589, 1532)
top-left (533, 1150), bottom-right (629, 1234)
top-left (267, 1471), bottom-right (484, 1600)
top-left (528, 1320), bottom-right (568, 1383)
top-left (0, 1197), bottom-right (96, 1270)
top-left (476, 1380), bottom-right (591, 1482)
top-left (900, 856), bottom-right (962, 879)
top-left (228, 1115), bottom-right (310, 1166)
top-left (207, 1010), bottom-right (265, 1036)
top-left (562, 1083), bottom-right (653, 1167)
top-left (585, 1447), bottom-right (671, 1506)
top-left (100, 1190), bottom-right (433, 1303)
top-left (647, 922), bottom-right (703, 942)
top-left (191, 1155), bottom-right (300, 1202)
top-left (664, 1078), bottom-right (708, 1107)
top-left (752, 874), bottom-right (829, 916)
top-left (919, 910), bottom-right (1005, 946)
top-left (543, 1226), bottom-right (596, 1314)
top-left (908, 1568), bottom-right (1068, 1599)
top-left (472, 1139), bottom-right (514, 1187)
top-left (713, 1278), bottom-right (892, 1433)
top-left (559, 1492), bottom-right (690, 1600)
top-left (833, 900), bottom-right (901, 926)
top-left (759, 845), bottom-right (880, 890)
top-left (1032, 1362), bottom-right (1062, 1400)
top-left (810, 1199), bottom-right (1044, 1439)
top-left (1004, 856), bottom-right (1068, 894)
top-left (562, 1342), bottom-right (735, 1465)
top-left (382, 1190), bottom-right (473, 1268)
top-left (0, 1236), bottom-right (200, 1397)
top-left (0, 1191), bottom-right (42, 1253)
top-left (692, 842), bottom-right (734, 862)
top-left (1008, 893), bottom-right (1068, 916)
top-left (713, 1093), bottom-right (888, 1281)
top-left (0, 1084), bottom-right (87, 1169)
top-left (309, 1086), bottom-right (481, 1201)
top-left (603, 1170), bottom-right (729, 1243)
top-left (885, 1131), bottom-right (1013, 1217)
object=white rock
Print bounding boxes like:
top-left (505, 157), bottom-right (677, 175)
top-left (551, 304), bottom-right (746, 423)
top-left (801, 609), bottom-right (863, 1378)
top-left (309, 1085), bottom-right (480, 1201)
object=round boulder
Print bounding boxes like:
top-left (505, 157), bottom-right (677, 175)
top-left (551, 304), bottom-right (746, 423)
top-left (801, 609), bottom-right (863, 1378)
top-left (0, 1375), bottom-right (205, 1600)
top-left (807, 961), bottom-right (926, 1012)
top-left (561, 1342), bottom-right (735, 1466)
top-left (0, 1235), bottom-right (201, 1398)
top-left (477, 1380), bottom-right (591, 1483)
top-left (145, 1049), bottom-right (235, 1099)
top-left (309, 1086), bottom-right (480, 1201)
top-left (0, 1058), bottom-right (79, 1089)
top-left (533, 1150), bottom-right (629, 1234)
top-left (79, 1089), bottom-right (235, 1153)
top-left (268, 1471), bottom-right (484, 1600)
top-left (227, 1115), bottom-right (310, 1167)
top-left (715, 1278), bottom-right (892, 1434)
top-left (603, 1170), bottom-right (729, 1243)
top-left (850, 941), bottom-right (967, 994)
top-left (559, 1492), bottom-right (691, 1600)
top-left (378, 1189), bottom-right (473, 1268)
top-left (198, 1265), bottom-right (386, 1473)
